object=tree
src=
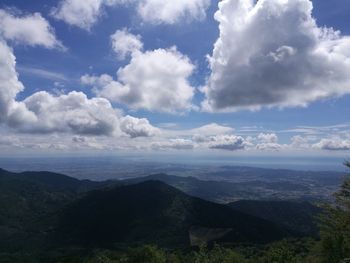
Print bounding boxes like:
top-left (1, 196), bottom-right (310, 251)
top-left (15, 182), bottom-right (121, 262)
top-left (126, 245), bottom-right (166, 263)
top-left (190, 245), bottom-right (246, 263)
top-left (262, 240), bottom-right (299, 263)
top-left (318, 161), bottom-right (350, 263)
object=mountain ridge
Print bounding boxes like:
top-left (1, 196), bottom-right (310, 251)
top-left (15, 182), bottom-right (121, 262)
top-left (57, 180), bottom-right (291, 248)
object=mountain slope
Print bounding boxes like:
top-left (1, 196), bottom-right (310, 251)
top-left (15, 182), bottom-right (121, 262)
top-left (228, 200), bottom-right (322, 237)
top-left (0, 168), bottom-right (109, 251)
top-left (57, 181), bottom-right (290, 248)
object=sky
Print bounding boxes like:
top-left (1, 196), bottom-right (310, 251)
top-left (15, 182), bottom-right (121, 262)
top-left (0, 0), bottom-right (350, 160)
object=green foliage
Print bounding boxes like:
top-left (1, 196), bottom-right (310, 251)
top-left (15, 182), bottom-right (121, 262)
top-left (193, 245), bottom-right (247, 263)
top-left (262, 241), bottom-right (299, 263)
top-left (229, 200), bottom-right (321, 237)
top-left (125, 245), bottom-right (166, 263)
top-left (317, 161), bottom-right (350, 263)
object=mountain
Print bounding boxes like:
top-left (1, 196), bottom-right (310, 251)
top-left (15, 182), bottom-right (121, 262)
top-left (228, 200), bottom-right (322, 237)
top-left (57, 181), bottom-right (290, 248)
top-left (0, 168), bottom-right (112, 251)
top-left (124, 173), bottom-right (312, 203)
top-left (0, 168), bottom-right (321, 253)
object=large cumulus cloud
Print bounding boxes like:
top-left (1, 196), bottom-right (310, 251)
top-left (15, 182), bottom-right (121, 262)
top-left (202, 0), bottom-right (350, 112)
top-left (0, 9), bottom-right (63, 49)
top-left (18, 91), bottom-right (122, 135)
top-left (0, 41), bottom-right (25, 123)
top-left (110, 28), bottom-right (143, 60)
top-left (313, 138), bottom-right (350, 151)
top-left (208, 135), bottom-right (249, 151)
top-left (0, 13), bottom-right (158, 139)
top-left (51, 0), bottom-right (126, 30)
top-left (82, 32), bottom-right (195, 113)
top-left (120, 115), bottom-right (160, 138)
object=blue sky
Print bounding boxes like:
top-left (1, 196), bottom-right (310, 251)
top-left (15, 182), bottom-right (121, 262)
top-left (0, 0), bottom-right (350, 158)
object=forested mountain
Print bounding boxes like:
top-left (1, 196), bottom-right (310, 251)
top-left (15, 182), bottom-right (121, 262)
top-left (0, 167), bottom-right (340, 263)
top-left (228, 200), bottom-right (321, 237)
top-left (57, 180), bottom-right (289, 248)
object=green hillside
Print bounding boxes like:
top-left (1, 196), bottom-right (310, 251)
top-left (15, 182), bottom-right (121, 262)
top-left (57, 181), bottom-right (290, 249)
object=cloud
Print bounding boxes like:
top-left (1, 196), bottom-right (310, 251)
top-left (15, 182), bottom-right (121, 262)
top-left (17, 66), bottom-right (68, 81)
top-left (72, 135), bottom-right (86, 143)
top-left (256, 143), bottom-right (283, 151)
top-left (191, 123), bottom-right (234, 136)
top-left (191, 123), bottom-right (234, 143)
top-left (0, 9), bottom-right (63, 49)
top-left (137, 0), bottom-right (210, 24)
top-left (0, 40), bottom-right (158, 138)
top-left (152, 139), bottom-right (195, 150)
top-left (120, 115), bottom-right (159, 138)
top-left (52, 0), bottom-right (210, 30)
top-left (208, 135), bottom-right (248, 151)
top-left (0, 40), bottom-right (26, 123)
top-left (52, 0), bottom-right (106, 30)
top-left (256, 133), bottom-right (283, 151)
top-left (18, 91), bottom-right (121, 135)
top-left (202, 0), bottom-right (350, 112)
top-left (257, 133), bottom-right (278, 143)
top-left (0, 135), bottom-right (21, 147)
top-left (312, 138), bottom-right (350, 151)
top-left (82, 36), bottom-right (195, 113)
top-left (71, 135), bottom-right (106, 149)
top-left (291, 135), bottom-right (311, 148)
top-left (110, 28), bottom-right (143, 60)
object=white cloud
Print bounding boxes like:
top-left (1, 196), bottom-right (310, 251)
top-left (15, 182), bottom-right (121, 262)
top-left (203, 0), bottom-right (350, 112)
top-left (191, 123), bottom-right (234, 143)
top-left (291, 135), bottom-right (311, 148)
top-left (52, 0), bottom-right (210, 30)
top-left (256, 133), bottom-right (283, 151)
top-left (120, 115), bottom-right (159, 138)
top-left (313, 138), bottom-right (350, 151)
top-left (158, 122), bottom-right (178, 129)
top-left (152, 139), bottom-right (195, 150)
top-left (257, 133), bottom-right (278, 143)
top-left (137, 0), bottom-right (210, 24)
top-left (256, 142), bottom-right (283, 151)
top-left (0, 40), bottom-right (158, 138)
top-left (52, 0), bottom-right (134, 30)
top-left (19, 91), bottom-right (121, 135)
top-left (0, 40), bottom-right (26, 123)
top-left (17, 66), bottom-right (68, 81)
top-left (191, 123), bottom-right (234, 136)
top-left (52, 0), bottom-right (104, 30)
top-left (81, 73), bottom-right (112, 87)
top-left (83, 40), bottom-right (195, 113)
top-left (111, 28), bottom-right (143, 60)
top-left (208, 135), bottom-right (248, 151)
top-left (0, 9), bottom-right (63, 49)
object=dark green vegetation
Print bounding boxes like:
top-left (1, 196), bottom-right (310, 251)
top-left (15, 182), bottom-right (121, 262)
top-left (0, 164), bottom-right (349, 262)
top-left (228, 200), bottom-right (321, 237)
top-left (0, 168), bottom-right (117, 251)
top-left (316, 162), bottom-right (350, 263)
top-left (58, 181), bottom-right (288, 248)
